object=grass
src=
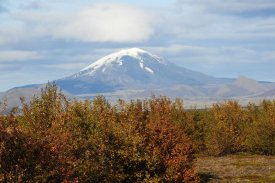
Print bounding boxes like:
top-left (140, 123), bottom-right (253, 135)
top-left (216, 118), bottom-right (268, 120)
top-left (196, 154), bottom-right (275, 182)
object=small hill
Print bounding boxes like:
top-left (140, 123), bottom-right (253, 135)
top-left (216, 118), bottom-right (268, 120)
top-left (215, 76), bottom-right (270, 97)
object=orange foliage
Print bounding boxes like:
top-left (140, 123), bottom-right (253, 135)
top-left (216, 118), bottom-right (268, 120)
top-left (1, 83), bottom-right (274, 181)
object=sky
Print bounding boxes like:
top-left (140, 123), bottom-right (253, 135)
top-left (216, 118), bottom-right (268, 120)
top-left (0, 0), bottom-right (275, 91)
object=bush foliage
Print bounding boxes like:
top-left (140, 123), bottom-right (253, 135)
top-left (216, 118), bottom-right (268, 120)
top-left (0, 83), bottom-right (274, 181)
top-left (0, 84), bottom-right (199, 182)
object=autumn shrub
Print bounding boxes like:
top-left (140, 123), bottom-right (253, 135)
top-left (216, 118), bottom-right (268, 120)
top-left (0, 84), bottom-right (199, 182)
top-left (242, 100), bottom-right (275, 155)
top-left (203, 101), bottom-right (247, 156)
top-left (145, 97), bottom-right (199, 182)
top-left (62, 97), bottom-right (199, 182)
top-left (173, 103), bottom-right (207, 153)
top-left (1, 83), bottom-right (274, 182)
top-left (198, 100), bottom-right (275, 156)
top-left (0, 114), bottom-right (65, 182)
top-left (0, 84), bottom-right (69, 181)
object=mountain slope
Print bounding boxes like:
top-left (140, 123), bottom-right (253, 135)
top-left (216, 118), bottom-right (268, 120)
top-left (0, 87), bottom-right (41, 111)
top-left (257, 88), bottom-right (275, 97)
top-left (56, 48), bottom-right (222, 94)
top-left (215, 76), bottom-right (272, 97)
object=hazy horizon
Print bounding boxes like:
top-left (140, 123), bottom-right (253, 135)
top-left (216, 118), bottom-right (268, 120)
top-left (1, 0), bottom-right (275, 91)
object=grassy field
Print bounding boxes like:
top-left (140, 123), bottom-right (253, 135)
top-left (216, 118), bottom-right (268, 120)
top-left (196, 154), bottom-right (275, 182)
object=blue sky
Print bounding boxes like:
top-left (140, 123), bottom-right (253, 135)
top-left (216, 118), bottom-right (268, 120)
top-left (0, 0), bottom-right (275, 91)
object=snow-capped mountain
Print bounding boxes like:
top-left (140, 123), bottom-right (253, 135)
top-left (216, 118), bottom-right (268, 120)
top-left (1, 47), bottom-right (275, 111)
top-left (56, 48), bottom-right (222, 94)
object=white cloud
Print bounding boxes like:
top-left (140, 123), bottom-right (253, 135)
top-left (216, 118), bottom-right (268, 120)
top-left (146, 44), bottom-right (210, 57)
top-left (0, 50), bottom-right (40, 62)
top-left (44, 63), bottom-right (86, 70)
top-left (1, 3), bottom-right (154, 44)
top-left (145, 44), bottom-right (274, 65)
top-left (158, 1), bottom-right (275, 42)
top-left (176, 0), bottom-right (275, 14)
top-left (53, 3), bottom-right (154, 42)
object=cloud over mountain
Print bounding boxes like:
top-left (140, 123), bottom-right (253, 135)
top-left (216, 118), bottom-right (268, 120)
top-left (54, 3), bottom-right (154, 42)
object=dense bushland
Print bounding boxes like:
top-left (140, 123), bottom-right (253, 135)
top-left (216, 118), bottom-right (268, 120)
top-left (0, 83), bottom-right (274, 182)
top-left (0, 84), bottom-right (199, 182)
top-left (190, 100), bottom-right (275, 156)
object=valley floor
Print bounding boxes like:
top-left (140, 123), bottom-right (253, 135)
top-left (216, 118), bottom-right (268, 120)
top-left (196, 154), bottom-right (275, 182)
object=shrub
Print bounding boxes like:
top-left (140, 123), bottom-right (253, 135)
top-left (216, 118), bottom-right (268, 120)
top-left (243, 100), bottom-right (275, 155)
top-left (0, 84), bottom-right (200, 182)
top-left (204, 101), bottom-right (246, 156)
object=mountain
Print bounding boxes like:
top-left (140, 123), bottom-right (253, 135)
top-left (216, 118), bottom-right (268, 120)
top-left (1, 48), bottom-right (274, 110)
top-left (214, 76), bottom-right (271, 97)
top-left (0, 87), bottom-right (41, 112)
top-left (55, 48), bottom-right (226, 94)
top-left (256, 88), bottom-right (275, 98)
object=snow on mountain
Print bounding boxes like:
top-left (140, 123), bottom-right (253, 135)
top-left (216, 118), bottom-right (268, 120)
top-left (56, 48), bottom-right (220, 94)
top-left (2, 48), bottom-right (275, 111)
top-left (73, 48), bottom-right (162, 78)
top-left (80, 48), bottom-right (161, 74)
